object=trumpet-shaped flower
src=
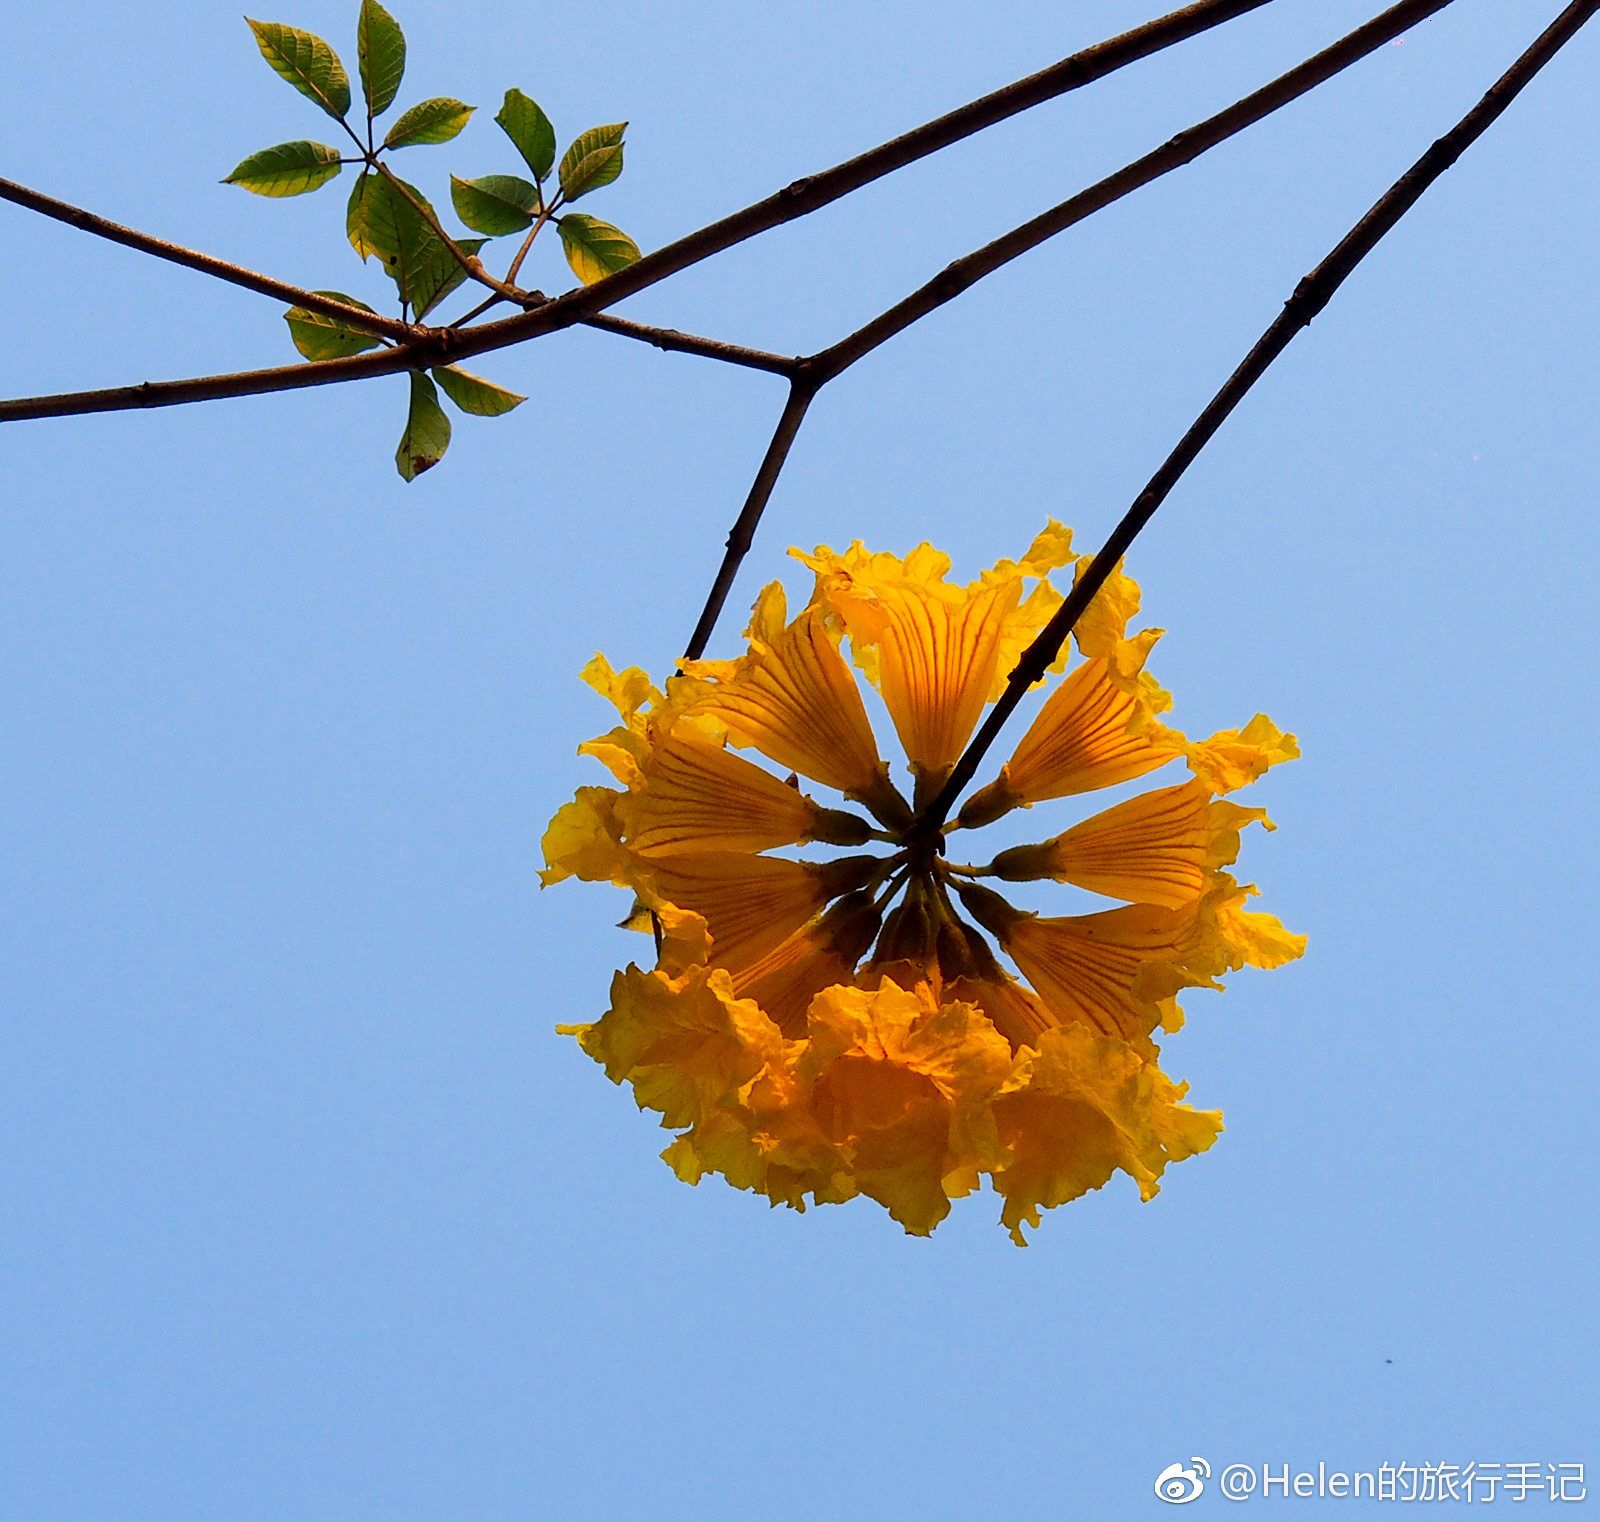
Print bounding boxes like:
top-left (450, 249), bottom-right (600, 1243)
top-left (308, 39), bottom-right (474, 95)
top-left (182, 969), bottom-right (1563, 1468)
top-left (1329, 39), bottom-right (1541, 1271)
top-left (545, 523), bottom-right (1304, 1242)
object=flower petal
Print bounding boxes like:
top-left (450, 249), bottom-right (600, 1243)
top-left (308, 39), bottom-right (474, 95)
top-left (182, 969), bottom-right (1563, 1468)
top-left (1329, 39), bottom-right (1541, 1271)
top-left (1213, 882), bottom-right (1308, 969)
top-left (539, 785), bottom-right (629, 886)
top-left (1003, 910), bottom-right (1181, 1045)
top-left (637, 851), bottom-right (878, 975)
top-left (799, 535), bottom-right (1063, 802)
top-left (860, 577), bottom-right (1020, 795)
top-left (961, 644), bottom-right (1180, 826)
top-left (995, 779), bottom-right (1214, 908)
top-left (956, 882), bottom-right (1207, 1047)
top-left (620, 731), bottom-right (825, 857)
top-left (1070, 557), bottom-right (1143, 659)
top-left (942, 972), bottom-right (1056, 1052)
top-left (732, 921), bottom-right (869, 1039)
top-left (990, 1023), bottom-right (1222, 1244)
top-left (792, 981), bottom-right (1019, 1236)
top-left (686, 584), bottom-right (900, 815)
top-left (560, 957), bottom-right (782, 1132)
top-left (1151, 712), bottom-right (1300, 795)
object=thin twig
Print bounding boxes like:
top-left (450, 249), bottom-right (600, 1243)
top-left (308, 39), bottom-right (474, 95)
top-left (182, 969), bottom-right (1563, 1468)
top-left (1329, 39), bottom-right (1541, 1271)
top-left (0, 176), bottom-right (411, 341)
top-left (0, 360), bottom-right (422, 421)
top-left (0, 0), bottom-right (1454, 433)
top-left (0, 316), bottom-right (801, 422)
top-left (581, 314), bottom-right (799, 377)
top-left (682, 380), bottom-right (818, 660)
top-left (805, 0), bottom-right (1458, 383)
top-left (691, 0), bottom-right (1459, 651)
top-left (450, 291), bottom-right (516, 328)
top-left (505, 203), bottom-right (559, 289)
top-left (407, 0), bottom-right (1284, 362)
top-left (0, 0), bottom-right (1271, 419)
top-left (915, 0), bottom-right (1600, 837)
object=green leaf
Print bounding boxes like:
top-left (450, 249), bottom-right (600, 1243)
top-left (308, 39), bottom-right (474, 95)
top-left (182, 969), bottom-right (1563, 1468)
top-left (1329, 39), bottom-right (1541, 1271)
top-left (246, 19), bottom-right (351, 120)
top-left (496, 89), bottom-right (556, 181)
top-left (433, 365), bottom-right (525, 416)
top-left (557, 123), bottom-right (626, 201)
top-left (408, 236), bottom-right (487, 319)
top-left (347, 173), bottom-right (486, 317)
top-left (383, 97), bottom-right (474, 150)
top-left (223, 140), bottom-right (343, 196)
top-left (347, 172), bottom-right (428, 299)
top-left (347, 169), bottom-right (415, 262)
top-left (397, 371), bottom-right (451, 481)
top-left (284, 291), bottom-right (385, 360)
top-left (450, 174), bottom-right (537, 236)
top-left (357, 0), bottom-right (406, 118)
top-left (557, 214), bottom-right (640, 285)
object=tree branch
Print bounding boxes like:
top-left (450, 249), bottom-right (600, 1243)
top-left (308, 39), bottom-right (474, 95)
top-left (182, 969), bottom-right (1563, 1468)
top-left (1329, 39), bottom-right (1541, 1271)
top-left (0, 176), bottom-right (412, 342)
top-left (0, 353), bottom-right (430, 422)
top-left (683, 0), bottom-right (1459, 654)
top-left (0, 0), bottom-right (1271, 416)
top-left (580, 314), bottom-right (799, 377)
top-left (411, 0), bottom-right (1284, 361)
top-left (0, 315), bottom-right (799, 421)
top-left (915, 0), bottom-right (1600, 837)
top-left (805, 0), bottom-right (1459, 384)
top-left (682, 380), bottom-right (819, 662)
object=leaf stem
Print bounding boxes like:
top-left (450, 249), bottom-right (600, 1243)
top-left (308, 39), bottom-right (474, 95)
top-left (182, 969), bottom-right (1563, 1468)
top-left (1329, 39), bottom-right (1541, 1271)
top-left (681, 378), bottom-right (818, 662)
top-left (450, 293), bottom-right (511, 328)
top-left (504, 200), bottom-right (559, 289)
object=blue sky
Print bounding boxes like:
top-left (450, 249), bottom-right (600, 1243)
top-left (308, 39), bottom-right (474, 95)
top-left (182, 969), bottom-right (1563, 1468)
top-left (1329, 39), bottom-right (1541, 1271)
top-left (3, 2), bottom-right (1596, 1516)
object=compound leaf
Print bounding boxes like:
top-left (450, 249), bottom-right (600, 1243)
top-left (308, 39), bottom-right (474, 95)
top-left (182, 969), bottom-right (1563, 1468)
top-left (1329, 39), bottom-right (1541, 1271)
top-left (246, 19), bottom-right (351, 119)
top-left (223, 140), bottom-right (343, 196)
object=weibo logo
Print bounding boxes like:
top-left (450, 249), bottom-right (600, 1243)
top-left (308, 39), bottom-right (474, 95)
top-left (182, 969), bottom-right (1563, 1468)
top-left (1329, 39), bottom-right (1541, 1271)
top-left (1154, 1458), bottom-right (1211, 1503)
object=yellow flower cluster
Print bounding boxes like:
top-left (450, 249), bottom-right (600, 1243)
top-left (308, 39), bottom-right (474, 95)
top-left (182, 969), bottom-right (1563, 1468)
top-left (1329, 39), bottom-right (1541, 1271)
top-left (542, 524), bottom-right (1303, 1242)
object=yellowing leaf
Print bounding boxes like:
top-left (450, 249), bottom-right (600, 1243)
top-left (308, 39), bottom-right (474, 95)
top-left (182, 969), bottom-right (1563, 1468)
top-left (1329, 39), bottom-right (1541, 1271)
top-left (432, 365), bottom-right (525, 416)
top-left (245, 19), bottom-right (351, 120)
top-left (558, 214), bottom-right (640, 286)
top-left (284, 291), bottom-right (386, 360)
top-left (557, 123), bottom-right (626, 201)
top-left (223, 140), bottom-right (343, 197)
top-left (396, 371), bottom-right (450, 481)
top-left (383, 97), bottom-right (474, 149)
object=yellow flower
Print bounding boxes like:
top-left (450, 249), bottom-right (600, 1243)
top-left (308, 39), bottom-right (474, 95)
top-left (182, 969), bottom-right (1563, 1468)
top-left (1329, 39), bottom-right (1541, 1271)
top-left (545, 523), bottom-right (1304, 1242)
